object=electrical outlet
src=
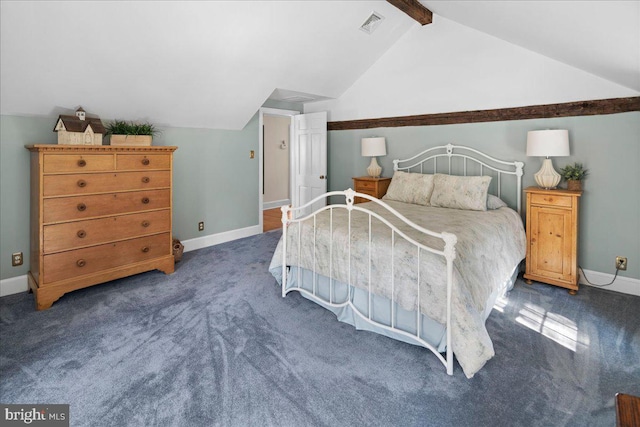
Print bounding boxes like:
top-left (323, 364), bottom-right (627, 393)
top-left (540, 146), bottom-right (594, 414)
top-left (12, 252), bottom-right (23, 266)
top-left (615, 256), bottom-right (627, 271)
top-left (198, 221), bottom-right (205, 232)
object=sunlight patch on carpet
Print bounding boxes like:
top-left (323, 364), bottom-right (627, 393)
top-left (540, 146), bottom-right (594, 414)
top-left (516, 303), bottom-right (589, 352)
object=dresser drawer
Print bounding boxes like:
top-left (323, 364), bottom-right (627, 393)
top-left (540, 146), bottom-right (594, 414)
top-left (530, 193), bottom-right (573, 208)
top-left (43, 171), bottom-right (171, 196)
top-left (42, 233), bottom-right (171, 284)
top-left (43, 210), bottom-right (171, 253)
top-left (43, 154), bottom-right (114, 173)
top-left (43, 189), bottom-right (171, 223)
top-left (116, 154), bottom-right (171, 170)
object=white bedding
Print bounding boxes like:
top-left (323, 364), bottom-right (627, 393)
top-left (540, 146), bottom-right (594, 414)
top-left (269, 200), bottom-right (526, 378)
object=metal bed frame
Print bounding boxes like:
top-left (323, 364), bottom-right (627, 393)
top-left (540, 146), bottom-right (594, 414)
top-left (279, 144), bottom-right (524, 375)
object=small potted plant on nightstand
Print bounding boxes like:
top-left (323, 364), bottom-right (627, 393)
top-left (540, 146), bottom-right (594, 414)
top-left (559, 162), bottom-right (588, 191)
top-left (106, 120), bottom-right (159, 146)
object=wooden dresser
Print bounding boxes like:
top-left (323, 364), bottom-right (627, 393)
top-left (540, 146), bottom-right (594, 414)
top-left (352, 177), bottom-right (392, 204)
top-left (26, 145), bottom-right (178, 310)
top-left (524, 187), bottom-right (582, 294)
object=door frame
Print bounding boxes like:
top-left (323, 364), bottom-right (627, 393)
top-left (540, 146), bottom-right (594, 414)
top-left (258, 107), bottom-right (300, 233)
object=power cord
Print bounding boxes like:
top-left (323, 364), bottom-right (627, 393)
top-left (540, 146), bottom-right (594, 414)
top-left (578, 265), bottom-right (620, 287)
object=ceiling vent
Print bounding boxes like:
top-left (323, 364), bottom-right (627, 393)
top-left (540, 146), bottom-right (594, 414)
top-left (360, 11), bottom-right (384, 34)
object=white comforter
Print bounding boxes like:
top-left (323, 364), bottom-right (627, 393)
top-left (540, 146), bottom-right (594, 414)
top-left (269, 200), bottom-right (526, 378)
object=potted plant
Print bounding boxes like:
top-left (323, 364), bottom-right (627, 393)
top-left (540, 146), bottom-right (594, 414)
top-left (106, 120), bottom-right (159, 146)
top-left (559, 162), bottom-right (588, 191)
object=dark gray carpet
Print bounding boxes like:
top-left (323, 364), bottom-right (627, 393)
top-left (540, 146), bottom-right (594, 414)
top-left (1, 230), bottom-right (639, 426)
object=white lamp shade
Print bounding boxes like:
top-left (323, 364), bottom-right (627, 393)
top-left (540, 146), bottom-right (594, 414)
top-left (361, 137), bottom-right (387, 157)
top-left (526, 130), bottom-right (570, 157)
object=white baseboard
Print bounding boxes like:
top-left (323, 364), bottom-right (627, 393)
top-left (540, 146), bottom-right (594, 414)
top-left (263, 199), bottom-right (290, 210)
top-left (0, 226), bottom-right (261, 298)
top-left (182, 225), bottom-right (261, 253)
top-left (0, 274), bottom-right (28, 297)
top-left (580, 269), bottom-right (640, 297)
top-left (3, 256), bottom-right (637, 299)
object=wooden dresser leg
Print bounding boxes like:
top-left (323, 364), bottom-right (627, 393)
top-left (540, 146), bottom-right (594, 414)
top-left (36, 299), bottom-right (54, 311)
top-left (568, 289), bottom-right (578, 296)
top-left (525, 279), bottom-right (533, 285)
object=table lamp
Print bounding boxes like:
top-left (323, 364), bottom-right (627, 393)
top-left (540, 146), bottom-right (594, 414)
top-left (361, 137), bottom-right (386, 178)
top-left (526, 129), bottom-right (570, 189)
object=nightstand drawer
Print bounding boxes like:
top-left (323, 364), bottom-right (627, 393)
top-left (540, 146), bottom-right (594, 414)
top-left (530, 193), bottom-right (573, 208)
top-left (357, 189), bottom-right (376, 197)
top-left (355, 181), bottom-right (376, 191)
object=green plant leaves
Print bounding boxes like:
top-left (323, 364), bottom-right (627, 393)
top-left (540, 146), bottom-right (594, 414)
top-left (106, 120), bottom-right (159, 136)
top-left (559, 162), bottom-right (588, 181)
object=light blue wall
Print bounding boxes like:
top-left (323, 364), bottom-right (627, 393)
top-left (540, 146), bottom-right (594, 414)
top-left (0, 114), bottom-right (260, 280)
top-left (327, 112), bottom-right (640, 280)
top-left (2, 111), bottom-right (638, 281)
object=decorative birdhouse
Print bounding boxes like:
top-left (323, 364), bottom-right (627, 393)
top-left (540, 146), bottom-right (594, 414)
top-left (53, 107), bottom-right (105, 145)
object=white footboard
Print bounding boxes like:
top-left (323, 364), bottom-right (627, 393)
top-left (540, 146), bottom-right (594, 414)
top-left (280, 189), bottom-right (458, 375)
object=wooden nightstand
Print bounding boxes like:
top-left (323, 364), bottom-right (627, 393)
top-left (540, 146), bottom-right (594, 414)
top-left (352, 177), bottom-right (391, 204)
top-left (523, 187), bottom-right (582, 294)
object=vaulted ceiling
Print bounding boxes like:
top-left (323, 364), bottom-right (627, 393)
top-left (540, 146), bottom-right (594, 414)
top-left (1, 1), bottom-right (638, 130)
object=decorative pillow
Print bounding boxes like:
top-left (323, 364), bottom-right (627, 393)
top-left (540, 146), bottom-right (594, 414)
top-left (381, 171), bottom-right (435, 206)
top-left (430, 174), bottom-right (492, 211)
top-left (487, 194), bottom-right (508, 210)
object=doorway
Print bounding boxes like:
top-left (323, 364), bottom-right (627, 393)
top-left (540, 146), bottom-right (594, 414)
top-left (259, 108), bottom-right (299, 232)
top-left (258, 108), bottom-right (328, 232)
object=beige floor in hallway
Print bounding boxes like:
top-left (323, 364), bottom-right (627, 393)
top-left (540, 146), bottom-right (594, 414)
top-left (263, 207), bottom-right (282, 232)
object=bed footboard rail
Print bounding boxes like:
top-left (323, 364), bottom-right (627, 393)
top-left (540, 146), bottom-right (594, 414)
top-left (280, 189), bottom-right (457, 375)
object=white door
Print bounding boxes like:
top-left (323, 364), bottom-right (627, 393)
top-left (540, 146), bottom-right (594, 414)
top-left (292, 111), bottom-right (327, 217)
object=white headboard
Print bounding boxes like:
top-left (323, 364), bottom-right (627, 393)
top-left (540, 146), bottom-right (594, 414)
top-left (393, 144), bottom-right (524, 214)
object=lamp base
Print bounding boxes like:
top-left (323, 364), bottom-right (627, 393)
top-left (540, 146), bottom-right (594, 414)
top-left (367, 157), bottom-right (382, 178)
top-left (534, 158), bottom-right (561, 189)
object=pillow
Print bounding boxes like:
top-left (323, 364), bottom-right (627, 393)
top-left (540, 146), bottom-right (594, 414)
top-left (429, 174), bottom-right (492, 211)
top-left (487, 194), bottom-right (508, 210)
top-left (381, 171), bottom-right (434, 206)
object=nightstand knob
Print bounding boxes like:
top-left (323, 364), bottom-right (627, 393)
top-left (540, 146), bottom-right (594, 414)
top-left (141, 158), bottom-right (150, 166)
top-left (77, 159), bottom-right (86, 167)
top-left (77, 230), bottom-right (86, 238)
top-left (76, 259), bottom-right (86, 267)
top-left (141, 176), bottom-right (150, 183)
top-left (77, 203), bottom-right (87, 212)
top-left (141, 220), bottom-right (150, 228)
top-left (77, 179), bottom-right (87, 188)
top-left (141, 246), bottom-right (150, 253)
top-left (141, 197), bottom-right (150, 204)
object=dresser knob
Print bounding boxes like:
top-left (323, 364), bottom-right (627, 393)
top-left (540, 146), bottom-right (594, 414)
top-left (141, 158), bottom-right (150, 166)
top-left (141, 220), bottom-right (150, 228)
top-left (76, 259), bottom-right (86, 267)
top-left (77, 230), bottom-right (86, 238)
top-left (77, 179), bottom-right (87, 188)
top-left (77, 159), bottom-right (86, 167)
top-left (141, 197), bottom-right (150, 204)
top-left (77, 203), bottom-right (87, 212)
top-left (141, 246), bottom-right (150, 253)
top-left (141, 176), bottom-right (150, 183)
